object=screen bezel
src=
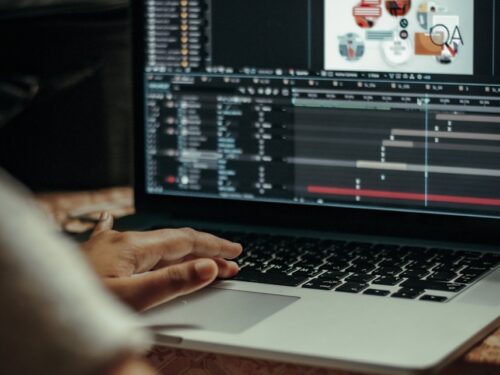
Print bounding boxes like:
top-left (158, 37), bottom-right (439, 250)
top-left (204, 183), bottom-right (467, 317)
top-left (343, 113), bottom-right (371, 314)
top-left (131, 0), bottom-right (500, 246)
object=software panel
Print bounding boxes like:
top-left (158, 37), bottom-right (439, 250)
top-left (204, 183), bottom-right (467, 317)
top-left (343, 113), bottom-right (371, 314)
top-left (143, 0), bottom-right (500, 219)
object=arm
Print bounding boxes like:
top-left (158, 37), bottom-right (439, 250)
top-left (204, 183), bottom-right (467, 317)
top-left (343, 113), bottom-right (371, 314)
top-left (0, 170), bottom-right (152, 375)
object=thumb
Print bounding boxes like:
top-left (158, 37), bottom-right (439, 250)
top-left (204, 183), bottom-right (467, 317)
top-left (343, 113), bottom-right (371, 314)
top-left (91, 211), bottom-right (114, 237)
top-left (106, 259), bottom-right (218, 311)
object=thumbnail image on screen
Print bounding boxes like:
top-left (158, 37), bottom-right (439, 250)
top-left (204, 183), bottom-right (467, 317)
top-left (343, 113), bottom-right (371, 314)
top-left (324, 0), bottom-right (474, 75)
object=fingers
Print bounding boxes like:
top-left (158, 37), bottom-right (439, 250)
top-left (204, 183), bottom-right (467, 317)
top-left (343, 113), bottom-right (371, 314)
top-left (91, 212), bottom-right (114, 237)
top-left (106, 259), bottom-right (219, 311)
top-left (153, 255), bottom-right (240, 278)
top-left (210, 258), bottom-right (240, 278)
top-left (131, 227), bottom-right (243, 263)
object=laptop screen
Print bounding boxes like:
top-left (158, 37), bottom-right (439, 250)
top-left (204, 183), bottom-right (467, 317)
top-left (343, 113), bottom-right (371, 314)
top-left (142, 0), bottom-right (500, 220)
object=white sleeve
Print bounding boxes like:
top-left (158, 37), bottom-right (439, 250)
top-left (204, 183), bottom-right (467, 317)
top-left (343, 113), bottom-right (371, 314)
top-left (0, 170), bottom-right (152, 375)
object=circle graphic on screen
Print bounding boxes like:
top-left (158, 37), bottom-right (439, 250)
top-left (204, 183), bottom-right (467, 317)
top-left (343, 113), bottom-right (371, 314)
top-left (381, 37), bottom-right (411, 66)
top-left (338, 33), bottom-right (365, 62)
top-left (353, 0), bottom-right (383, 29)
top-left (385, 0), bottom-right (412, 17)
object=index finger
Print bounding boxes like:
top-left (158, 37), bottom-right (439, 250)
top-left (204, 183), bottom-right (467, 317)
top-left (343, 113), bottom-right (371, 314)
top-left (132, 227), bottom-right (243, 262)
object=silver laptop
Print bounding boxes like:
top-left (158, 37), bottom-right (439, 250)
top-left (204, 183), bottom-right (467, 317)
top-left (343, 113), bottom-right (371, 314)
top-left (122, 0), bottom-right (500, 373)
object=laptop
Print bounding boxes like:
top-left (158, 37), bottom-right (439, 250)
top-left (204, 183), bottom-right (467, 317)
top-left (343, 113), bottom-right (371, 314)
top-left (119, 0), bottom-right (500, 373)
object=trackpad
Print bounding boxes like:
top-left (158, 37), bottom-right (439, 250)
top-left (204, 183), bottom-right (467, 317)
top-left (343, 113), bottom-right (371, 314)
top-left (141, 288), bottom-right (299, 334)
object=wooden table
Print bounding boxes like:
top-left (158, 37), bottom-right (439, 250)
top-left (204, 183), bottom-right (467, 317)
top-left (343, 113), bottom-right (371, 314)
top-left (36, 187), bottom-right (500, 375)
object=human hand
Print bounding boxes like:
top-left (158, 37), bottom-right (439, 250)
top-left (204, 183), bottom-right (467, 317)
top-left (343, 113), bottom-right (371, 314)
top-left (81, 212), bottom-right (243, 311)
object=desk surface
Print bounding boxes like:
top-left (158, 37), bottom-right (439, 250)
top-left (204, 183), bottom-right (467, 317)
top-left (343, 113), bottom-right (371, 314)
top-left (36, 187), bottom-right (500, 375)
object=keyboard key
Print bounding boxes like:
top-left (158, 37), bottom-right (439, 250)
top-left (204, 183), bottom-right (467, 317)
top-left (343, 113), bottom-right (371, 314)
top-left (355, 254), bottom-right (381, 263)
top-left (392, 288), bottom-right (424, 299)
top-left (373, 276), bottom-right (403, 286)
top-left (246, 254), bottom-right (273, 263)
top-left (406, 260), bottom-right (434, 270)
top-left (432, 255), bottom-right (462, 264)
top-left (345, 263), bottom-right (376, 274)
top-left (405, 253), bottom-right (434, 262)
top-left (239, 264), bottom-right (266, 272)
top-left (432, 263), bottom-right (463, 273)
top-left (378, 260), bottom-right (407, 268)
top-left (294, 259), bottom-right (324, 268)
top-left (455, 250), bottom-right (482, 259)
top-left (233, 270), bottom-right (307, 287)
top-left (363, 289), bottom-right (391, 297)
top-left (455, 274), bottom-right (482, 284)
top-left (301, 251), bottom-right (327, 261)
top-left (272, 254), bottom-right (299, 264)
top-left (401, 269), bottom-right (429, 278)
top-left (461, 267), bottom-right (489, 277)
top-left (336, 282), bottom-right (368, 294)
top-left (266, 261), bottom-right (294, 269)
top-left (373, 266), bottom-right (403, 276)
top-left (401, 279), bottom-right (466, 293)
top-left (427, 271), bottom-right (458, 282)
top-left (459, 259), bottom-right (497, 268)
top-left (318, 270), bottom-right (348, 280)
top-left (346, 273), bottom-right (376, 283)
top-left (291, 270), bottom-right (321, 280)
top-left (321, 261), bottom-right (350, 271)
top-left (302, 279), bottom-right (339, 290)
top-left (420, 295), bottom-right (448, 303)
top-left (429, 248), bottom-right (454, 256)
top-left (264, 267), bottom-right (293, 276)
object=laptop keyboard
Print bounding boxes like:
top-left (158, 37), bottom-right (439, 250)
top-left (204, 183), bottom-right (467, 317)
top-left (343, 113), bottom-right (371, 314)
top-left (207, 230), bottom-right (500, 303)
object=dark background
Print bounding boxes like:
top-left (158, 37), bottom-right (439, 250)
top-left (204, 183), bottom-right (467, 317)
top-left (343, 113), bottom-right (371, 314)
top-left (0, 4), bottom-right (132, 190)
top-left (212, 0), bottom-right (324, 71)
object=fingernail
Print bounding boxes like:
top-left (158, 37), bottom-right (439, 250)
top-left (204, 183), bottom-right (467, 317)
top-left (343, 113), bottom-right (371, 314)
top-left (195, 259), bottom-right (216, 280)
top-left (228, 261), bottom-right (240, 276)
top-left (100, 212), bottom-right (109, 221)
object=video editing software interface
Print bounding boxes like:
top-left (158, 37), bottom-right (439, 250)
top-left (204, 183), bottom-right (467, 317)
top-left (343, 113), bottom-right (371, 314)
top-left (144, 0), bottom-right (500, 219)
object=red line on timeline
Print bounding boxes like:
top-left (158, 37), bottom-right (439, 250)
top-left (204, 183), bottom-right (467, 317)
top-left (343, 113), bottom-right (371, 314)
top-left (307, 186), bottom-right (500, 207)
